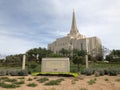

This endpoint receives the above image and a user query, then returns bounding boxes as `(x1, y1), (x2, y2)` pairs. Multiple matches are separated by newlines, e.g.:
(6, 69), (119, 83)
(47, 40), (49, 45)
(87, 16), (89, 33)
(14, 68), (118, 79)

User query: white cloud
(0, 0), (120, 55)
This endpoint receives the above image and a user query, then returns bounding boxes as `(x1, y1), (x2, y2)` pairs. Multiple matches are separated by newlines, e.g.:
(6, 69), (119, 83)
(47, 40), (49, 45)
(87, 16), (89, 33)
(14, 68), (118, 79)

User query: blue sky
(0, 0), (120, 56)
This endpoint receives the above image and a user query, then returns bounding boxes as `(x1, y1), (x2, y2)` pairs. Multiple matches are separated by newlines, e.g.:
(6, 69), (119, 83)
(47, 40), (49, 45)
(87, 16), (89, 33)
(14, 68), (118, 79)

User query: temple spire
(70, 10), (79, 35)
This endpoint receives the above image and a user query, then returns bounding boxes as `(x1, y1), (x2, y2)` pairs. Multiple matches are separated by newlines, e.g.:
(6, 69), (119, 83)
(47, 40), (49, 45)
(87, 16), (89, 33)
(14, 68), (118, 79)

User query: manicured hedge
(32, 72), (79, 77)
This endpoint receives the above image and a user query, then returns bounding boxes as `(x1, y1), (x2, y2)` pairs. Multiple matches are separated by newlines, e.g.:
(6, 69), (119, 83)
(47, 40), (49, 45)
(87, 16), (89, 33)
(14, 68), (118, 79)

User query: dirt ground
(0, 75), (120, 90)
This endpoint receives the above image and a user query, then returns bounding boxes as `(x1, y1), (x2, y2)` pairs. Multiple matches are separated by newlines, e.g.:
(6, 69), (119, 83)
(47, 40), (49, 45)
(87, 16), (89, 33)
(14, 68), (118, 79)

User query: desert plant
(79, 87), (87, 90)
(27, 78), (33, 81)
(115, 78), (120, 82)
(14, 80), (25, 85)
(18, 77), (25, 79)
(94, 71), (100, 77)
(18, 70), (28, 76)
(71, 80), (76, 84)
(87, 79), (96, 85)
(9, 71), (19, 76)
(27, 83), (37, 87)
(5, 78), (17, 83)
(33, 76), (38, 79)
(104, 78), (109, 81)
(108, 69), (118, 76)
(37, 77), (49, 83)
(0, 77), (9, 80)
(85, 69), (94, 76)
(0, 82), (19, 88)
(97, 69), (105, 76)
(0, 70), (6, 76)
(45, 78), (64, 85)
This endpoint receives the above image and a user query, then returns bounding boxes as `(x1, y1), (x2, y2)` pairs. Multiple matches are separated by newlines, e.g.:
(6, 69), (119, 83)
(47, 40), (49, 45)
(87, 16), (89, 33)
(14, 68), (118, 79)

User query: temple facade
(48, 11), (102, 57)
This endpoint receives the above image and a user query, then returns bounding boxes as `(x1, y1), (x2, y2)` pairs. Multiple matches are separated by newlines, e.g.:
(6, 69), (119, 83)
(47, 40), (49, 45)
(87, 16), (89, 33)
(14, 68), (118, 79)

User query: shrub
(104, 69), (109, 75)
(108, 69), (118, 76)
(27, 83), (37, 87)
(87, 79), (96, 85)
(79, 88), (87, 90)
(115, 78), (120, 82)
(71, 80), (76, 84)
(0, 82), (19, 88)
(37, 77), (49, 83)
(14, 80), (25, 85)
(0, 70), (6, 76)
(9, 71), (19, 76)
(94, 71), (100, 77)
(32, 72), (78, 77)
(96, 69), (105, 76)
(27, 78), (33, 81)
(18, 77), (25, 79)
(104, 78), (109, 81)
(85, 69), (94, 76)
(5, 78), (17, 83)
(0, 77), (9, 80)
(18, 70), (28, 76)
(45, 78), (64, 85)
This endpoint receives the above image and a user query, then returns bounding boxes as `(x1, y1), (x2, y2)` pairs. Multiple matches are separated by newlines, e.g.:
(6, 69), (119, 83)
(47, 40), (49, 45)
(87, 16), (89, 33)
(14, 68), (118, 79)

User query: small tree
(73, 55), (85, 72)
(72, 50), (86, 72)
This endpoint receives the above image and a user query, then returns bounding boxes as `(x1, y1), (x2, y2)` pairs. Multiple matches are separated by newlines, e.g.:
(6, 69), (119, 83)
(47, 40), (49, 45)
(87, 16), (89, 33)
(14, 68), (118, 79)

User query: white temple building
(48, 11), (102, 57)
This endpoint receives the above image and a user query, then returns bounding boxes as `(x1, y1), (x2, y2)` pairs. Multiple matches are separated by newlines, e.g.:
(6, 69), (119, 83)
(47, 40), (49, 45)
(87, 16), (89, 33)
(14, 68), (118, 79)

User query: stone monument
(41, 58), (70, 72)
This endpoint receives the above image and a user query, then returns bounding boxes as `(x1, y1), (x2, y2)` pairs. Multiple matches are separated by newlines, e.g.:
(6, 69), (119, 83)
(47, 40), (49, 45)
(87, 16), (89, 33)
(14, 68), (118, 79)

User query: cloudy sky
(0, 0), (120, 55)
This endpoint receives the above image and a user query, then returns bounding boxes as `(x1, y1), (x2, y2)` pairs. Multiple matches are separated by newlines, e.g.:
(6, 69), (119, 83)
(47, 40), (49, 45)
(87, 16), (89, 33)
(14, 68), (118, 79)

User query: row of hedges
(0, 70), (28, 76)
(81, 68), (120, 76)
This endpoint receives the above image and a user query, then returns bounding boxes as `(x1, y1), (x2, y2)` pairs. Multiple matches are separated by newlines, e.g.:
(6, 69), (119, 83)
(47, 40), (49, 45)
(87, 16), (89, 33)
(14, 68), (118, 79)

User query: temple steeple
(70, 10), (79, 35)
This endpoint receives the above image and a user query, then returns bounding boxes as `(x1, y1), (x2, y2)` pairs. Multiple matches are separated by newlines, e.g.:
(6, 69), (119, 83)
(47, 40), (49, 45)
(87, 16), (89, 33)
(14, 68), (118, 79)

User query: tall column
(22, 54), (26, 70)
(86, 39), (89, 69)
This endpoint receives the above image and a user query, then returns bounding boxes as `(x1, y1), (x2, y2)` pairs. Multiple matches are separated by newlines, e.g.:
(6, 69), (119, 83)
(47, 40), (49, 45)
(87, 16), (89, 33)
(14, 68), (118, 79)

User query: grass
(13, 80), (25, 85)
(71, 77), (80, 84)
(27, 83), (37, 87)
(45, 78), (64, 85)
(0, 77), (25, 88)
(79, 87), (87, 90)
(37, 77), (49, 83)
(0, 82), (20, 88)
(104, 78), (109, 81)
(18, 77), (25, 79)
(115, 78), (120, 82)
(87, 78), (96, 85)
(27, 78), (33, 81)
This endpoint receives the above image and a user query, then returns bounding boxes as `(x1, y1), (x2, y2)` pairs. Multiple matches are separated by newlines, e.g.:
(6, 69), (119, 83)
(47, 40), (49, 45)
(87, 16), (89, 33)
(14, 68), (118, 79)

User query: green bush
(0, 82), (19, 88)
(85, 69), (94, 76)
(45, 78), (64, 85)
(79, 88), (87, 90)
(27, 83), (37, 87)
(18, 70), (28, 76)
(87, 79), (96, 85)
(0, 70), (6, 76)
(96, 69), (105, 76)
(0, 77), (9, 80)
(18, 77), (25, 79)
(115, 78), (120, 82)
(104, 78), (109, 81)
(5, 78), (17, 83)
(37, 77), (49, 83)
(27, 78), (33, 81)
(9, 71), (19, 76)
(108, 69), (118, 76)
(14, 80), (25, 85)
(32, 72), (78, 77)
